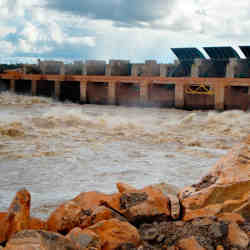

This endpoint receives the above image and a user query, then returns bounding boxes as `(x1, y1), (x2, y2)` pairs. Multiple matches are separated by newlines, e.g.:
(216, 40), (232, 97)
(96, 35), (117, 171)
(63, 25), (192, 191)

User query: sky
(0, 0), (249, 64)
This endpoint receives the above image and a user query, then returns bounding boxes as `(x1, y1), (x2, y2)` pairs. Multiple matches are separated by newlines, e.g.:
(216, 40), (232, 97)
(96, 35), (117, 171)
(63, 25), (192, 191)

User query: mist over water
(0, 92), (249, 218)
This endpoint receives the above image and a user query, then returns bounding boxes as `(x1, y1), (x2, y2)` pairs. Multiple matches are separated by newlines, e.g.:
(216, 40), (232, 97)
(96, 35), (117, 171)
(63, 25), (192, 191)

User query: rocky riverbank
(0, 134), (249, 249)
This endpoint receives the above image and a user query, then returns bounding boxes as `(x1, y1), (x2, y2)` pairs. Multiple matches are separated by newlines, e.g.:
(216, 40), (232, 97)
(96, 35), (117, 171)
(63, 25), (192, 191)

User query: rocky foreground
(0, 135), (249, 250)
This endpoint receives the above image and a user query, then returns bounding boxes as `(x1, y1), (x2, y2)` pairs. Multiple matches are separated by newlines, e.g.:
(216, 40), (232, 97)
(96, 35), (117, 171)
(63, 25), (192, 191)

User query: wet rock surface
(180, 135), (250, 221)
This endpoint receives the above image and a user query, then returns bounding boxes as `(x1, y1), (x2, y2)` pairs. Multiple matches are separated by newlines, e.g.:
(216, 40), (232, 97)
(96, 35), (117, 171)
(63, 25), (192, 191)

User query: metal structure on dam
(0, 46), (250, 110)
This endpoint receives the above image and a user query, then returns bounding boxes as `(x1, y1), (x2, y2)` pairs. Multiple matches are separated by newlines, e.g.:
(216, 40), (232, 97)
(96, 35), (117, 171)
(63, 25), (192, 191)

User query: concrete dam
(0, 46), (250, 110)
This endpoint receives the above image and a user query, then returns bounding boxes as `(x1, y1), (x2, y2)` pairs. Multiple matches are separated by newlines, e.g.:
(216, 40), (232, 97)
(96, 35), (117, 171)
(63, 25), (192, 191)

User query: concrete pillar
(175, 84), (185, 108)
(80, 80), (87, 103)
(40, 62), (45, 74)
(131, 64), (143, 76)
(54, 80), (61, 100)
(191, 58), (203, 77)
(160, 64), (168, 77)
(215, 84), (225, 110)
(140, 80), (149, 106)
(10, 79), (15, 92)
(31, 80), (37, 96)
(105, 64), (112, 76)
(60, 63), (65, 75)
(23, 65), (27, 74)
(131, 65), (138, 76)
(226, 58), (238, 78)
(108, 81), (116, 105)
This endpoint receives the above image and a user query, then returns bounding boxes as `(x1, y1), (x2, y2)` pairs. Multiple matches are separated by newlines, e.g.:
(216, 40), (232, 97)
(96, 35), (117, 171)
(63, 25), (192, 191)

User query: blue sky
(0, 0), (249, 64)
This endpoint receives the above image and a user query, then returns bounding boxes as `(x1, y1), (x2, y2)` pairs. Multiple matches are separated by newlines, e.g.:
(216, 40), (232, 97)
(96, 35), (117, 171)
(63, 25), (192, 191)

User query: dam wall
(0, 57), (250, 111)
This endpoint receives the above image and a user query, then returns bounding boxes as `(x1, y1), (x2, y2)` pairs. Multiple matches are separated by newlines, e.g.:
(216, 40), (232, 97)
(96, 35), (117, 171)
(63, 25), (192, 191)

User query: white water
(0, 92), (249, 218)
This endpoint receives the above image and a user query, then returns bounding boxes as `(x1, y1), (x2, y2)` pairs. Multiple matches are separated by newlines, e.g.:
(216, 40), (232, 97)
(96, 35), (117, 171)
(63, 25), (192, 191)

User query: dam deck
(0, 72), (250, 110)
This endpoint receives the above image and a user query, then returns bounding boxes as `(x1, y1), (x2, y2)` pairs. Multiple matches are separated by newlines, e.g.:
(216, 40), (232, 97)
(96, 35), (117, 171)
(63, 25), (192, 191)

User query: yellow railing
(185, 84), (214, 95)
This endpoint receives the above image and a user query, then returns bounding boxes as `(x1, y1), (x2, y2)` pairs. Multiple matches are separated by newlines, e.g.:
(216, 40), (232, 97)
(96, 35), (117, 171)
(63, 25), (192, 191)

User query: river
(0, 91), (249, 218)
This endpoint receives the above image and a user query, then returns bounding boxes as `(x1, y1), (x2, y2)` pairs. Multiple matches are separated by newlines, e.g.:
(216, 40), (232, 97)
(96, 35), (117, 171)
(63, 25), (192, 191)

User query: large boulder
(85, 218), (141, 250)
(66, 227), (101, 250)
(0, 189), (31, 243)
(47, 183), (173, 233)
(118, 185), (171, 223)
(4, 230), (76, 250)
(179, 135), (250, 221)
(47, 191), (120, 233)
(103, 183), (172, 224)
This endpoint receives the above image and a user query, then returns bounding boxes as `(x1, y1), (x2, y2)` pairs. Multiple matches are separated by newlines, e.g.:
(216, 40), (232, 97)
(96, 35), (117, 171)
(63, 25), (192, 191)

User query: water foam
(0, 91), (53, 105)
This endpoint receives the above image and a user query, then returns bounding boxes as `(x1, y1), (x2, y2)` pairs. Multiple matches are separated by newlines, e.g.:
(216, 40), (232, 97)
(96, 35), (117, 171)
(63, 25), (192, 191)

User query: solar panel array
(171, 48), (205, 61)
(171, 46), (248, 61)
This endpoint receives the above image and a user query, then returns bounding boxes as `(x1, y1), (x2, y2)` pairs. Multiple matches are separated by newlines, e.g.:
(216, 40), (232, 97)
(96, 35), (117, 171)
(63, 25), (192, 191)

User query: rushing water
(0, 91), (249, 218)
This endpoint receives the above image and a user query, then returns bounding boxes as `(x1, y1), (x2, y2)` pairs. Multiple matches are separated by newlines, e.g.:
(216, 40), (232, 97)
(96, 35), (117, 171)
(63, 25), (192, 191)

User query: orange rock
(180, 135), (250, 220)
(66, 227), (101, 249)
(0, 189), (31, 243)
(177, 236), (205, 250)
(217, 212), (245, 224)
(118, 186), (171, 222)
(233, 199), (250, 220)
(4, 230), (76, 250)
(86, 218), (141, 250)
(47, 200), (89, 233)
(0, 212), (7, 221)
(147, 183), (180, 219)
(91, 206), (115, 224)
(227, 222), (249, 248)
(29, 217), (47, 230)
(8, 188), (31, 232)
(48, 183), (172, 234)
(73, 191), (119, 210)
(216, 246), (224, 250)
(47, 191), (121, 233)
(116, 183), (136, 193)
(89, 206), (125, 227)
(0, 212), (10, 244)
(182, 204), (222, 221)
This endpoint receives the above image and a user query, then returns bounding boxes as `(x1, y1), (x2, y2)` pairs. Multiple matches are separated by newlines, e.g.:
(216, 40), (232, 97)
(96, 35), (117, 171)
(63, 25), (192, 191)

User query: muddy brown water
(0, 92), (249, 219)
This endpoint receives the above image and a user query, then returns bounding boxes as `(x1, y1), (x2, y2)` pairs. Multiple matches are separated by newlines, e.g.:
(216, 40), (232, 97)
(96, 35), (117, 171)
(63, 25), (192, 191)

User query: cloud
(67, 37), (96, 47)
(1, 0), (250, 63)
(0, 41), (16, 55)
(46, 0), (176, 27)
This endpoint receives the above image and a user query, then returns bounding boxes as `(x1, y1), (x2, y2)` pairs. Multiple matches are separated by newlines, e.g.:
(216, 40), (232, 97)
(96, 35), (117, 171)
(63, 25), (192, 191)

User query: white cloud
(0, 41), (16, 55)
(21, 22), (40, 43)
(0, 26), (16, 38)
(1, 0), (250, 62)
(67, 36), (96, 47)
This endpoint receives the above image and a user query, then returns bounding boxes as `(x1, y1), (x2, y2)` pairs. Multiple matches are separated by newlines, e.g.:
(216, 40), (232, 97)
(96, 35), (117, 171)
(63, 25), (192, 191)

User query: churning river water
(0, 91), (249, 218)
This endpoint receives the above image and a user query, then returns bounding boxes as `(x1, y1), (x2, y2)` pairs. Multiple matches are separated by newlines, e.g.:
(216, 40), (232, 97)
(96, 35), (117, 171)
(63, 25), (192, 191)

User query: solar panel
(203, 47), (240, 59)
(239, 46), (250, 58)
(171, 48), (205, 61)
